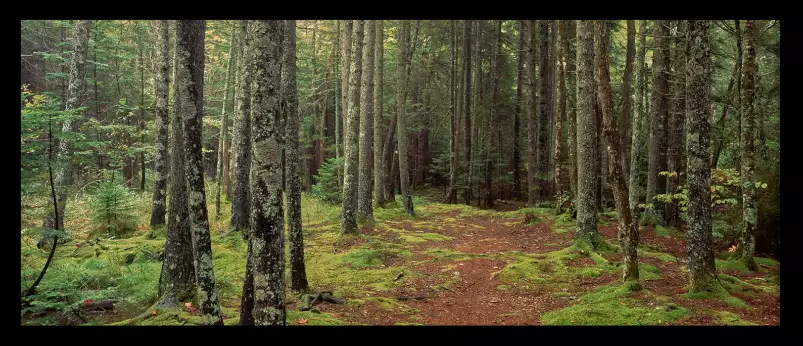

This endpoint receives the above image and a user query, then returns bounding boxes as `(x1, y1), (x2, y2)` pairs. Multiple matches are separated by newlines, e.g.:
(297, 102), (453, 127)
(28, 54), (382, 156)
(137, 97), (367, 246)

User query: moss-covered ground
(20, 187), (780, 326)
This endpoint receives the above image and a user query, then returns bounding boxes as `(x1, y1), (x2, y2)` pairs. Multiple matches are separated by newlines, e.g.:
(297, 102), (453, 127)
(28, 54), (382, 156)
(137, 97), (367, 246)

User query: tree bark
(567, 21), (578, 203)
(445, 20), (459, 204)
(482, 20), (501, 209)
(629, 20), (649, 224)
(176, 20), (223, 325)
(248, 20), (286, 326)
(644, 20), (670, 226)
(512, 20), (525, 200)
(150, 20), (170, 227)
(620, 20), (636, 179)
(575, 20), (600, 248)
(526, 20), (538, 207)
(337, 20), (352, 160)
(462, 20), (474, 206)
(736, 20), (758, 271)
(231, 20), (253, 232)
(373, 20), (386, 208)
(358, 21), (376, 222)
(554, 21), (567, 205)
(594, 20), (640, 286)
(684, 20), (720, 292)
(397, 20), (415, 215)
(666, 21), (686, 228)
(341, 20), (364, 233)
(216, 24), (238, 217)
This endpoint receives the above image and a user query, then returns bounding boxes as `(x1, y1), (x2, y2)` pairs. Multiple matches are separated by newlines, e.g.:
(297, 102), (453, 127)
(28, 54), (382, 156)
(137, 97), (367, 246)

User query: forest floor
(20, 188), (780, 326)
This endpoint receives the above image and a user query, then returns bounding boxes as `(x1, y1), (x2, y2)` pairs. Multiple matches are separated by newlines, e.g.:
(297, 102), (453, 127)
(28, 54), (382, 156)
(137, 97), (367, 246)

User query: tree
(341, 20), (364, 234)
(373, 20), (386, 207)
(594, 20), (640, 287)
(684, 20), (720, 292)
(620, 20), (636, 179)
(247, 20), (285, 326)
(444, 20), (459, 204)
(575, 20), (600, 248)
(463, 20), (474, 206)
(45, 20), (91, 232)
(231, 20), (252, 232)
(397, 20), (415, 216)
(526, 20), (538, 207)
(566, 21), (578, 202)
(644, 20), (670, 226)
(513, 20), (525, 200)
(150, 20), (170, 227)
(158, 20), (196, 308)
(628, 20), (649, 224)
(482, 20), (501, 209)
(176, 19), (223, 325)
(358, 20), (375, 222)
(215, 24), (238, 217)
(666, 21), (687, 227)
(338, 21), (353, 160)
(554, 20), (566, 209)
(735, 20), (759, 271)
(283, 20), (308, 292)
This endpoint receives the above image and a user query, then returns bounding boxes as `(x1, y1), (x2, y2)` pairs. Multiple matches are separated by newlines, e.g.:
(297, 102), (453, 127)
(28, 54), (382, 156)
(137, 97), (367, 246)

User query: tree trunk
(445, 20), (459, 204)
(684, 20), (720, 292)
(736, 20), (758, 271)
(357, 21), (376, 222)
(396, 20), (415, 215)
(216, 25), (238, 217)
(150, 20), (170, 227)
(575, 20), (600, 248)
(537, 21), (551, 201)
(526, 20), (538, 207)
(341, 20), (364, 234)
(248, 20), (286, 326)
(373, 20), (386, 208)
(513, 20), (525, 200)
(594, 20), (640, 286)
(666, 21), (686, 228)
(621, 20), (636, 179)
(231, 20), (253, 232)
(711, 21), (742, 169)
(158, 21), (196, 307)
(176, 20), (223, 325)
(554, 20), (567, 206)
(338, 20), (352, 161)
(482, 20), (501, 209)
(644, 20), (671, 226)
(462, 20), (474, 206)
(45, 20), (91, 231)
(629, 20), (649, 223)
(567, 21), (578, 203)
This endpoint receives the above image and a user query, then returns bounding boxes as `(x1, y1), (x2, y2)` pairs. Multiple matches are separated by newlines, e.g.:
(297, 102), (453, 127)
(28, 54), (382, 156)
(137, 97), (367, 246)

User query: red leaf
(151, 310), (158, 316)
(83, 299), (93, 305)
(294, 318), (308, 325)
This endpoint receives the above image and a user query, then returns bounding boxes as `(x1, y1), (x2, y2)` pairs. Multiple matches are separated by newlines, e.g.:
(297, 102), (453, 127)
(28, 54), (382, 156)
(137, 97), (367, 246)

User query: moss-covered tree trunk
(341, 20), (364, 233)
(373, 20), (386, 208)
(628, 20), (649, 224)
(620, 20), (636, 180)
(684, 20), (720, 292)
(482, 20), (501, 209)
(176, 20), (223, 325)
(526, 20), (538, 207)
(736, 20), (759, 271)
(231, 20), (253, 232)
(462, 20), (473, 206)
(150, 20), (170, 228)
(644, 20), (670, 226)
(536, 21), (551, 201)
(575, 20), (600, 248)
(445, 20), (459, 204)
(358, 20), (376, 222)
(216, 25), (238, 218)
(281, 20), (308, 293)
(566, 21), (578, 203)
(512, 20), (525, 200)
(46, 20), (91, 232)
(159, 20), (196, 307)
(338, 21), (353, 161)
(594, 20), (640, 287)
(397, 20), (415, 216)
(666, 21), (686, 228)
(554, 21), (567, 208)
(248, 20), (286, 326)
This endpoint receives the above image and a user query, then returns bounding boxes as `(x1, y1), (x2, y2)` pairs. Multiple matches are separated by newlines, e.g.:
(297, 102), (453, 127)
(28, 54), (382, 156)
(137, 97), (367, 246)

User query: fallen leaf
(83, 299), (93, 305)
(294, 318), (308, 325)
(151, 310), (158, 316)
(184, 302), (193, 309)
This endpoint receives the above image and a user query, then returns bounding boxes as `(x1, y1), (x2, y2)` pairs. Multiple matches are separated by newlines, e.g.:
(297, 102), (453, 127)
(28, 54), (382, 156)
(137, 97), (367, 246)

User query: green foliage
(88, 177), (137, 238)
(311, 157), (344, 205)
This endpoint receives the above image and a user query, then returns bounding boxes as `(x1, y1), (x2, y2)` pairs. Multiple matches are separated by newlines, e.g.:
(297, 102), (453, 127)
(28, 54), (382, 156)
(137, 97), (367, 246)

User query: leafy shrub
(88, 179), (137, 238)
(312, 157), (344, 205)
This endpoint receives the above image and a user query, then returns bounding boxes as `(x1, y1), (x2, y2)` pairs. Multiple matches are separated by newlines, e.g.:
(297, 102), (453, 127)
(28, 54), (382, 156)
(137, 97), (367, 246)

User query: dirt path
(319, 207), (780, 326)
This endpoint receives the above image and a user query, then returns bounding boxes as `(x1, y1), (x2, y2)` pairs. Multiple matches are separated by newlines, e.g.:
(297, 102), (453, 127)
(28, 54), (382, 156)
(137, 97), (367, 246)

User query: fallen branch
(395, 296), (427, 301)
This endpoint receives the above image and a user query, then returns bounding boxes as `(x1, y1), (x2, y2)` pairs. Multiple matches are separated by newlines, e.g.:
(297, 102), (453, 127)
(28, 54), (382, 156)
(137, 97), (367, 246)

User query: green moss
(496, 245), (619, 291)
(755, 257), (779, 269)
(421, 247), (479, 262)
(286, 310), (346, 326)
(654, 226), (670, 237)
(639, 264), (662, 281)
(683, 282), (747, 308)
(715, 311), (757, 326)
(396, 230), (452, 244)
(715, 258), (755, 274)
(541, 284), (688, 325)
(394, 322), (425, 326)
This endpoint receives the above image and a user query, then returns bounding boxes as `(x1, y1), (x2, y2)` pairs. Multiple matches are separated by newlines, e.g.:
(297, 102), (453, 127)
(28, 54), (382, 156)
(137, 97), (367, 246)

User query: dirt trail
(321, 207), (780, 326)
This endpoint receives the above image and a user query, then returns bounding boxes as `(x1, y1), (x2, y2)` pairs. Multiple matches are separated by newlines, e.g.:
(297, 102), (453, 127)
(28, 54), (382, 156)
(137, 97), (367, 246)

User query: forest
(20, 19), (780, 326)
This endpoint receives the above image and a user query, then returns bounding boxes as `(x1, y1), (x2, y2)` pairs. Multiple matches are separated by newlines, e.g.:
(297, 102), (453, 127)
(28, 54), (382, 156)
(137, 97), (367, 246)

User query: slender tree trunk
(397, 20), (415, 215)
(158, 20), (196, 308)
(216, 25), (237, 217)
(281, 20), (308, 292)
(139, 47), (146, 193)
(629, 20), (649, 223)
(358, 21), (376, 222)
(248, 20), (286, 326)
(554, 20), (566, 208)
(575, 20), (600, 248)
(684, 20), (720, 292)
(482, 20), (501, 209)
(176, 20), (223, 325)
(537, 21), (551, 201)
(736, 20), (758, 271)
(644, 20), (670, 226)
(462, 20), (474, 206)
(566, 21), (578, 203)
(666, 21), (686, 228)
(150, 20), (170, 227)
(45, 20), (91, 232)
(445, 20), (459, 204)
(712, 22), (742, 169)
(373, 20), (386, 208)
(338, 20), (352, 161)
(621, 20), (636, 179)
(512, 20), (525, 200)
(341, 20), (364, 233)
(595, 20), (640, 286)
(231, 20), (253, 232)
(526, 20), (538, 207)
